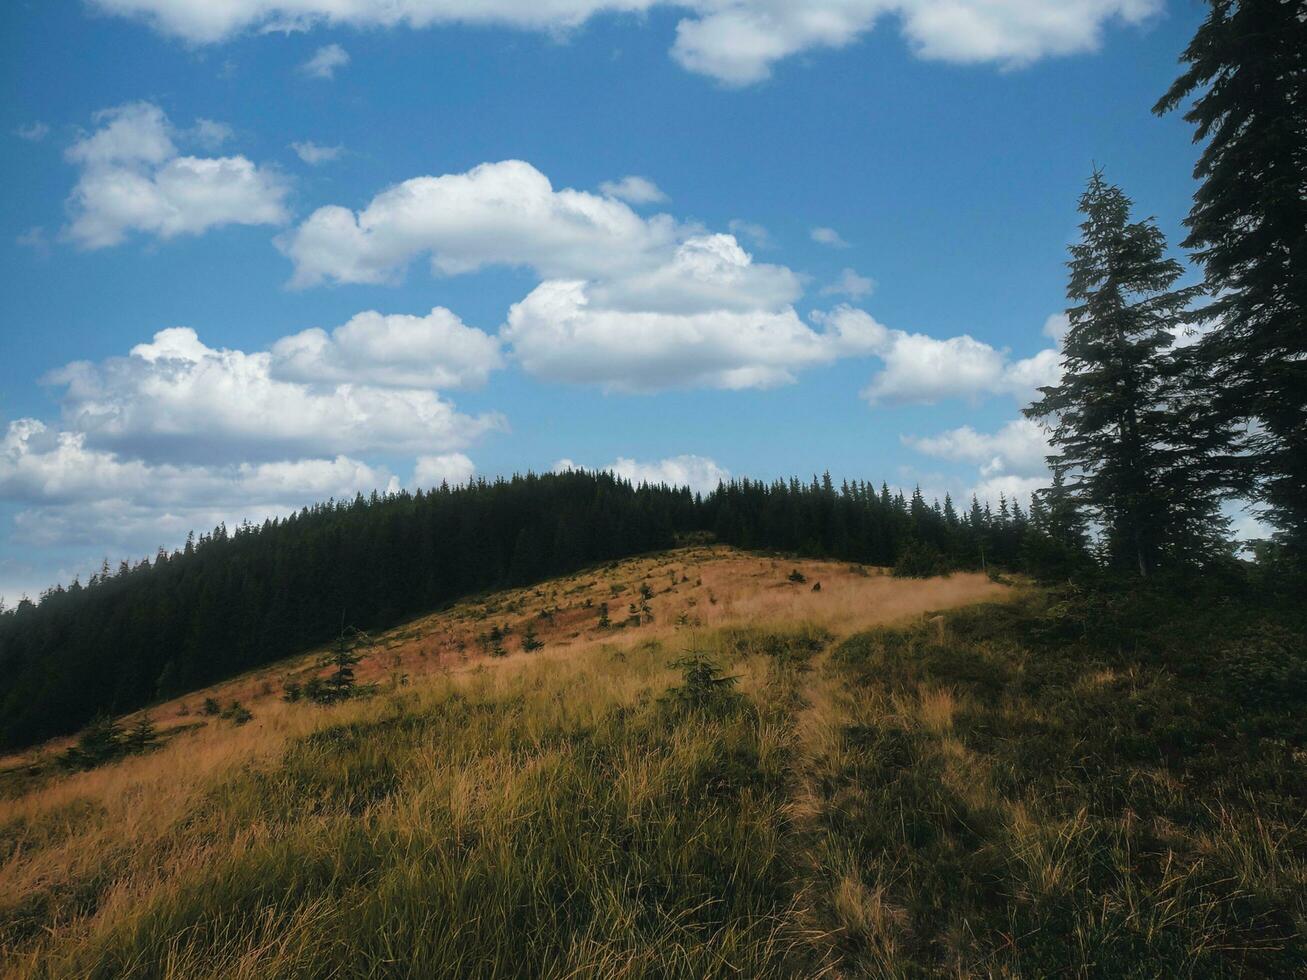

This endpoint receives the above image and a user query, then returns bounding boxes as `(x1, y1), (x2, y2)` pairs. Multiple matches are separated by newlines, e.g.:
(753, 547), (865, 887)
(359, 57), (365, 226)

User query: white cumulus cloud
(503, 261), (881, 393)
(271, 307), (503, 389)
(0, 418), (398, 554)
(1, 419), (392, 508)
(281, 159), (887, 392)
(505, 281), (817, 391)
(48, 326), (503, 463)
(88, 1), (1161, 84)
(588, 233), (801, 314)
(968, 473), (1051, 508)
(63, 102), (289, 249)
(279, 159), (680, 288)
(281, 159), (1062, 398)
(816, 306), (1062, 406)
(2, 300), (513, 581)
(904, 417), (1050, 477)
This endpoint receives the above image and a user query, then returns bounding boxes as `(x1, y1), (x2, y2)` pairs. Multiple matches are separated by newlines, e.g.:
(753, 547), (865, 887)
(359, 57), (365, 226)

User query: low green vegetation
(57, 715), (158, 772)
(891, 540), (950, 579)
(285, 628), (380, 706)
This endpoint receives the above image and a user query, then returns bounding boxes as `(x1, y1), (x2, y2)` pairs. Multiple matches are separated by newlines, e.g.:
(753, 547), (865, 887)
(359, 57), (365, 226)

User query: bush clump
(1212, 622), (1307, 713)
(892, 540), (951, 578)
(220, 701), (253, 725)
(59, 713), (158, 771)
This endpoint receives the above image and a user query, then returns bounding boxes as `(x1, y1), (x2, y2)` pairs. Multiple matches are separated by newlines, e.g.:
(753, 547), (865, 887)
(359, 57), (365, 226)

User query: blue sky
(2, 0), (1210, 601)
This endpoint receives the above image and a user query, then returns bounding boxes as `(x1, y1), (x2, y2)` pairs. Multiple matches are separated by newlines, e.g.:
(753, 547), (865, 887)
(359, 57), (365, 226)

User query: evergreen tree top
(1155, 0), (1307, 548)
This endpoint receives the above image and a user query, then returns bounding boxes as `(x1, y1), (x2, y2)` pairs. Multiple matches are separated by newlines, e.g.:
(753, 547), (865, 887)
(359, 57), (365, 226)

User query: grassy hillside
(1, 547), (1302, 977)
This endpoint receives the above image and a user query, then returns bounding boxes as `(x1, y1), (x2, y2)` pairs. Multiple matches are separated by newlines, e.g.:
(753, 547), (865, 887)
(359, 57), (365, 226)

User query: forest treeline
(0, 469), (1052, 749)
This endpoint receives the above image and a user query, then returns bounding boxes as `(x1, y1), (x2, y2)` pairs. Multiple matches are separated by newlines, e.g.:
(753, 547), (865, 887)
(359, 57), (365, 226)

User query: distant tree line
(705, 475), (1043, 573)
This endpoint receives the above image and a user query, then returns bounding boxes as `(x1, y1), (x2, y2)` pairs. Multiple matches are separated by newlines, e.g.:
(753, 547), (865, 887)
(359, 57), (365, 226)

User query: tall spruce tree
(1155, 0), (1307, 552)
(1026, 172), (1209, 576)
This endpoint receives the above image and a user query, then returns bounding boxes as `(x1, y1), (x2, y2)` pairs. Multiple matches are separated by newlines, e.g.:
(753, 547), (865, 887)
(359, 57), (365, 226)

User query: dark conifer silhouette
(1025, 171), (1223, 576)
(521, 624), (543, 652)
(1156, 0), (1307, 554)
(309, 627), (368, 704)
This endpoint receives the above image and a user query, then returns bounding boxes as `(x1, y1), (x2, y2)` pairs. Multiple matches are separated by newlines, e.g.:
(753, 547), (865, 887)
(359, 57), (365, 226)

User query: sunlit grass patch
(4, 628), (830, 978)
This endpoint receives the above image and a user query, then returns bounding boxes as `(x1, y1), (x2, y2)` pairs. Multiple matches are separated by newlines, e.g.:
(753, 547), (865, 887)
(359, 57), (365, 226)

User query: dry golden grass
(0, 546), (1004, 776)
(0, 546), (1010, 980)
(9, 548), (1295, 976)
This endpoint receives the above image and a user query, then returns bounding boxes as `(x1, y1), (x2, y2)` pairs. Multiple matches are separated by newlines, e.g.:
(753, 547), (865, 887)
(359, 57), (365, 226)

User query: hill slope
(0, 469), (1040, 751)
(2, 547), (1303, 977)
